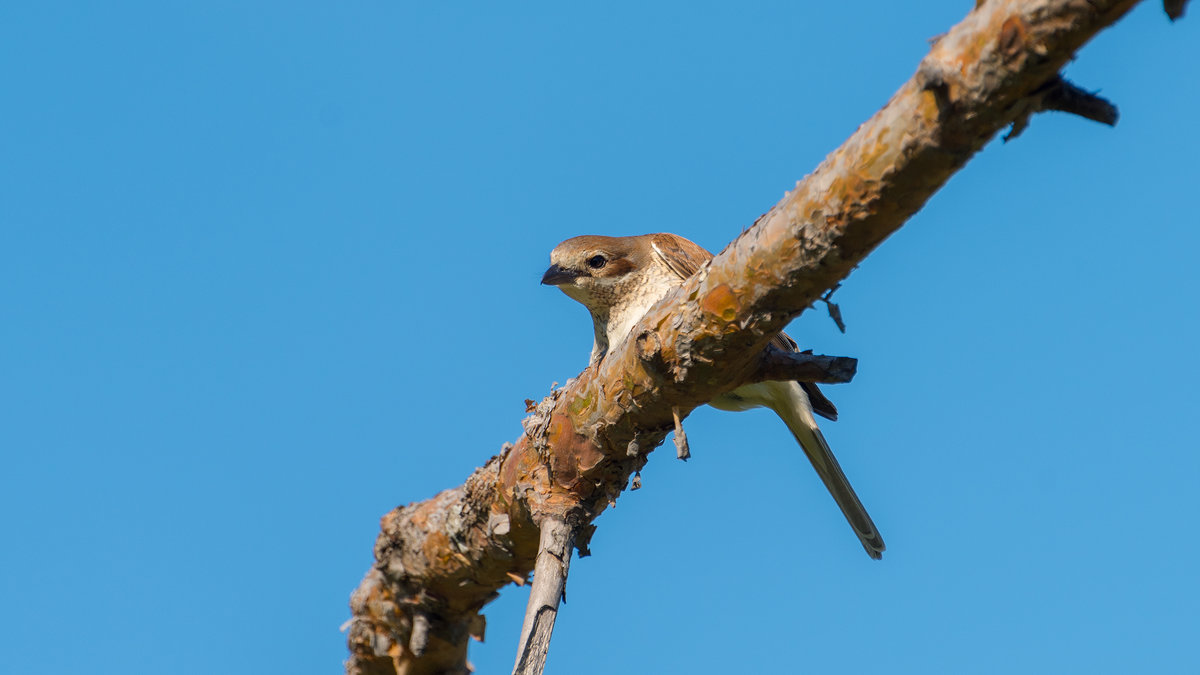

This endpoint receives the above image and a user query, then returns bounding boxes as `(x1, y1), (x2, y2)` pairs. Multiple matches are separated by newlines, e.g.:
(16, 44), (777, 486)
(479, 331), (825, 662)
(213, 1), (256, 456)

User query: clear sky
(2, 2), (1197, 673)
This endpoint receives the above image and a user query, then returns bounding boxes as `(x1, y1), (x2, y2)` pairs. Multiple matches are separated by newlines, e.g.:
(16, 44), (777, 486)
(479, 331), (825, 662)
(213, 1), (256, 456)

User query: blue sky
(2, 2), (1197, 673)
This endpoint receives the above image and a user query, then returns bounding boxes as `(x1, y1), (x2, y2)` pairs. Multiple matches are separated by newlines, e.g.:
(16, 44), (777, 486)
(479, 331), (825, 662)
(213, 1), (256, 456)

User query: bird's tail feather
(769, 382), (886, 560)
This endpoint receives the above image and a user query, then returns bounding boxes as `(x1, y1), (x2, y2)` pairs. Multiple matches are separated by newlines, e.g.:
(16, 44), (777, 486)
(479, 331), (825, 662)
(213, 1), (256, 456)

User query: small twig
(1006, 75), (1118, 141)
(752, 349), (858, 385)
(819, 284), (847, 333)
(672, 407), (690, 461)
(1165, 0), (1188, 21)
(512, 518), (574, 675)
(1040, 77), (1119, 125)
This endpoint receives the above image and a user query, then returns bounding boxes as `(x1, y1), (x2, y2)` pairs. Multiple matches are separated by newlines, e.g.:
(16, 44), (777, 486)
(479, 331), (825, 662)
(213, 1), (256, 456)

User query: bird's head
(540, 235), (646, 313)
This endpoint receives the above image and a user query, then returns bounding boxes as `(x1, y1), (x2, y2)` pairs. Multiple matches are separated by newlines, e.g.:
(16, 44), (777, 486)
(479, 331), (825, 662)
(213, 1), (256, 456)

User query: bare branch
(750, 350), (858, 386)
(1041, 77), (1120, 125)
(512, 518), (574, 675)
(346, 2), (1165, 673)
(1006, 75), (1119, 141)
(1165, 0), (1189, 21)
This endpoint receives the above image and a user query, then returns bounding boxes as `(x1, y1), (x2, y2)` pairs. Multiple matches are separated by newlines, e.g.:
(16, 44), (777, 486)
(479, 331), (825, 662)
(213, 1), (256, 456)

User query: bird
(541, 232), (885, 559)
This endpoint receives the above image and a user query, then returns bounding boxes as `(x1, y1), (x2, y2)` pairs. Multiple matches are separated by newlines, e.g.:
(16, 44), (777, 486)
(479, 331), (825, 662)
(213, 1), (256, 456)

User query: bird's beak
(541, 264), (579, 286)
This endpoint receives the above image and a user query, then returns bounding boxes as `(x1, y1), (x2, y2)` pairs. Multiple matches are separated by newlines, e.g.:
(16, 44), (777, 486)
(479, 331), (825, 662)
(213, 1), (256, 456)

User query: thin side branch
(512, 518), (574, 675)
(1040, 76), (1119, 124)
(1006, 75), (1119, 140)
(751, 350), (858, 385)
(1165, 0), (1188, 21)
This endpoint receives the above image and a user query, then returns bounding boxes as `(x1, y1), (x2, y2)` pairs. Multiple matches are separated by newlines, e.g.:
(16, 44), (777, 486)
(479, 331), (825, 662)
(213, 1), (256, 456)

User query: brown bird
(541, 233), (885, 559)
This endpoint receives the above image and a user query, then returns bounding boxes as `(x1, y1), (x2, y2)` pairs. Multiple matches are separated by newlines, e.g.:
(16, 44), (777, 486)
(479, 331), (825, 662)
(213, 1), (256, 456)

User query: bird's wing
(799, 381), (839, 422)
(649, 232), (714, 281)
(651, 232), (838, 421)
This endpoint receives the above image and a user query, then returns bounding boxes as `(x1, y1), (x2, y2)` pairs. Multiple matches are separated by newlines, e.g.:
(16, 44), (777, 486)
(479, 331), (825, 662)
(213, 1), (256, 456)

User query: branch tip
(1041, 77), (1118, 126)
(672, 408), (690, 461)
(1165, 0), (1188, 21)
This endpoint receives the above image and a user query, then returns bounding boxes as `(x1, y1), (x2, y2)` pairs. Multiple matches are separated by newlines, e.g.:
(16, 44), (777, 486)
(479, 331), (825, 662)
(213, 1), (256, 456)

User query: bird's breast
(603, 272), (679, 349)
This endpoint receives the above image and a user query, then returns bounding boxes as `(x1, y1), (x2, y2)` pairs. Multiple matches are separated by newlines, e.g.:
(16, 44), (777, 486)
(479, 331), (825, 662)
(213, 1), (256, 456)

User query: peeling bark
(345, 1), (1173, 673)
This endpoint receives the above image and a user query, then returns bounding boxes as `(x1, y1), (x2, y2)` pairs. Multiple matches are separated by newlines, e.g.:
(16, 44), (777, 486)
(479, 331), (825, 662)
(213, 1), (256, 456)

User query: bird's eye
(587, 255), (607, 270)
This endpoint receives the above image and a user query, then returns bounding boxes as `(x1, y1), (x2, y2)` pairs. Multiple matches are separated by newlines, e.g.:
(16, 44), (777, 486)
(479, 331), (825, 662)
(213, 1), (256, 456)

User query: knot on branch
(917, 57), (962, 115)
(634, 329), (666, 371)
(997, 15), (1031, 64)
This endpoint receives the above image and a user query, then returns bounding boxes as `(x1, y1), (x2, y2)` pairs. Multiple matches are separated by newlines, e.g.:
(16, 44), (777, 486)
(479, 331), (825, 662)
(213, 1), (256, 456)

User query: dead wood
(345, 2), (1175, 673)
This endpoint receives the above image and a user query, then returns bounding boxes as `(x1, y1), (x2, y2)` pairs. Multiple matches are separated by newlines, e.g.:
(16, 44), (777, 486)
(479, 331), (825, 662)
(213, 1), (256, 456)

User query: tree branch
(750, 350), (858, 385)
(1039, 77), (1120, 125)
(1005, 75), (1120, 141)
(512, 518), (574, 675)
(345, 1), (1171, 673)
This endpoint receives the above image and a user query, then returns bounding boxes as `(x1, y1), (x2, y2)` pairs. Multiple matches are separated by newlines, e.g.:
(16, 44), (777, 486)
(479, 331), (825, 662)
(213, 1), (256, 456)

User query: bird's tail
(767, 381), (886, 560)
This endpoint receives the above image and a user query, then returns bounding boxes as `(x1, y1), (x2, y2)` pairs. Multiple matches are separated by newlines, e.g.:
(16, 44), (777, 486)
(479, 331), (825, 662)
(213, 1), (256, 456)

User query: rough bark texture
(345, 1), (1164, 673)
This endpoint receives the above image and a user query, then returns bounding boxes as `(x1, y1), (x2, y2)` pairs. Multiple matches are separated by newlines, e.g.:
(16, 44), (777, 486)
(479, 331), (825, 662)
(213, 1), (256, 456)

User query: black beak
(541, 264), (579, 286)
